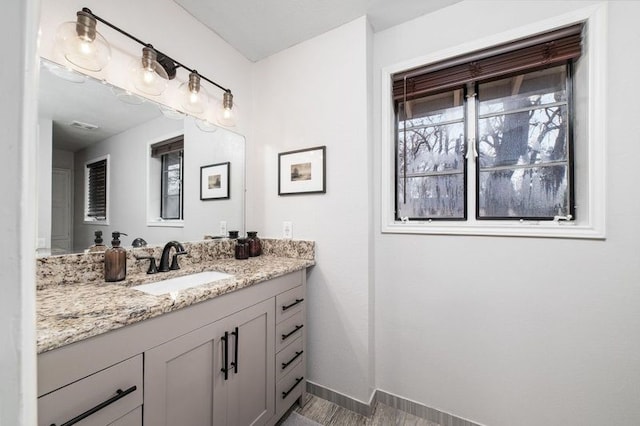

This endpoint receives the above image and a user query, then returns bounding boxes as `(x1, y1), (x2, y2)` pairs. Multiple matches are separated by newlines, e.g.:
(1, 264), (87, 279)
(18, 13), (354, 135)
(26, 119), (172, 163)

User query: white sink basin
(131, 271), (234, 296)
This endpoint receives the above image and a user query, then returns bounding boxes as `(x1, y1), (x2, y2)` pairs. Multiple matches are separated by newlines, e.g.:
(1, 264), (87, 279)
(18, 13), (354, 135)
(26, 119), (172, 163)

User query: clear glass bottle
(247, 231), (262, 257)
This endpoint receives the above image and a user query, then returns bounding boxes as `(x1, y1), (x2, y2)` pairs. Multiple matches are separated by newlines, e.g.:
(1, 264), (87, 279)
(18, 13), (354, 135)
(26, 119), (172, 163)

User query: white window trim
(146, 130), (185, 228)
(83, 154), (110, 225)
(380, 3), (607, 239)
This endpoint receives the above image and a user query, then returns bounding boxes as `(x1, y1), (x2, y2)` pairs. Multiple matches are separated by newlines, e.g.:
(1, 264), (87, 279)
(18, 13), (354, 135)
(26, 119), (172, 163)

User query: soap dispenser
(104, 231), (128, 282)
(87, 230), (107, 253)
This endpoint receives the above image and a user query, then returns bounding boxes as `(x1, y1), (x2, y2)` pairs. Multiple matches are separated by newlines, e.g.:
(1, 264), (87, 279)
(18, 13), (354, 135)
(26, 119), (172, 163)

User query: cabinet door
(144, 320), (227, 426)
(222, 298), (275, 426)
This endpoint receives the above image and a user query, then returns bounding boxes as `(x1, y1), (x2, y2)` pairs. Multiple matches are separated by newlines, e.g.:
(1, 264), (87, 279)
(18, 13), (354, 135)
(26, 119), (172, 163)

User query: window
(395, 24), (581, 223)
(85, 156), (109, 223)
(382, 5), (607, 238)
(151, 136), (184, 221)
(161, 151), (183, 219)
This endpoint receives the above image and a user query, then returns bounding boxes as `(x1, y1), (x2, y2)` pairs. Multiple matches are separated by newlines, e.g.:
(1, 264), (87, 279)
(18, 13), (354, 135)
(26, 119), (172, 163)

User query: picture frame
(200, 162), (230, 200)
(278, 146), (326, 195)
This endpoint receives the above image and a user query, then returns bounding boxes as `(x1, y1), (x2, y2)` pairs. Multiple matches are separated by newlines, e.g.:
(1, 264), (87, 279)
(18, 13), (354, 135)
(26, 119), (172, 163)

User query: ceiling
(39, 61), (164, 152)
(173, 0), (462, 62)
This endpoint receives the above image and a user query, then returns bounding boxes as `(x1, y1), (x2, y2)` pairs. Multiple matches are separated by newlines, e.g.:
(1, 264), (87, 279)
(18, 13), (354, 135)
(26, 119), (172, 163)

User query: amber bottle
(104, 231), (128, 282)
(247, 231), (262, 257)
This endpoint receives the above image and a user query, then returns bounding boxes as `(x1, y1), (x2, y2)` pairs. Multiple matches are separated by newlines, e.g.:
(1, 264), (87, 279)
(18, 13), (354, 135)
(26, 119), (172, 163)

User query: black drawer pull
(282, 298), (304, 311)
(221, 331), (229, 380)
(281, 324), (304, 341)
(281, 350), (304, 370)
(282, 377), (304, 399)
(50, 385), (137, 426)
(231, 327), (239, 374)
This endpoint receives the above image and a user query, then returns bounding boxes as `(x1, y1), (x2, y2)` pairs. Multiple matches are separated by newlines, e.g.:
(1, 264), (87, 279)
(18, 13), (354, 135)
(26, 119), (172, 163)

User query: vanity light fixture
(56, 10), (111, 71)
(130, 46), (169, 96)
(179, 71), (208, 114)
(218, 91), (236, 127)
(55, 8), (236, 126)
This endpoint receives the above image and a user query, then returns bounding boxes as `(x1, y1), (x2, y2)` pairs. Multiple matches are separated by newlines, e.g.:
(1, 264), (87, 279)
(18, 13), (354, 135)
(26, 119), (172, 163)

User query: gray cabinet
(271, 284), (306, 423)
(38, 270), (305, 426)
(38, 355), (143, 426)
(144, 298), (275, 426)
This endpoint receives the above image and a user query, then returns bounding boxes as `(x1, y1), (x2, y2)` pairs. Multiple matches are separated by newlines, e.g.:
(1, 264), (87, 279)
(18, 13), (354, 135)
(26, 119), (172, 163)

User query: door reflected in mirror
(37, 59), (245, 256)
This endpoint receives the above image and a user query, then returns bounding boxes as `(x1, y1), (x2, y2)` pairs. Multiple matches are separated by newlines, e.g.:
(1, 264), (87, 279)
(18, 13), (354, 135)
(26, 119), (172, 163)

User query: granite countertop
(37, 255), (314, 354)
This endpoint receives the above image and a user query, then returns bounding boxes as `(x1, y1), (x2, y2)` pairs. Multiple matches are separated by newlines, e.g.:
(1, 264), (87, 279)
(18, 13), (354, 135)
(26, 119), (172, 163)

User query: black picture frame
(200, 162), (230, 200)
(278, 146), (326, 195)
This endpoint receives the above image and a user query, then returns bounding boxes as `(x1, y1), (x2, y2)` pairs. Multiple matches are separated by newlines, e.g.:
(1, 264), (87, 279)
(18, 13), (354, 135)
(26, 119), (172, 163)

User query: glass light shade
(111, 86), (145, 105)
(179, 72), (208, 114)
(195, 119), (219, 133)
(55, 11), (111, 72)
(42, 60), (87, 83)
(130, 47), (169, 96)
(159, 105), (186, 120)
(217, 91), (236, 127)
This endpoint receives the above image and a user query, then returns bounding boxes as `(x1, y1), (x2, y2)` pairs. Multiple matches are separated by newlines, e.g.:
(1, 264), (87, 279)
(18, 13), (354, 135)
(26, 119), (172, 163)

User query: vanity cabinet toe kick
(38, 269), (308, 426)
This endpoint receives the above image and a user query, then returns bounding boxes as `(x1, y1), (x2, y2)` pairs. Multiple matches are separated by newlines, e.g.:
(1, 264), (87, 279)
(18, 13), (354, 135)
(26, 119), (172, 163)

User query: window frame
(380, 4), (607, 239)
(146, 131), (185, 228)
(160, 150), (184, 220)
(83, 154), (110, 225)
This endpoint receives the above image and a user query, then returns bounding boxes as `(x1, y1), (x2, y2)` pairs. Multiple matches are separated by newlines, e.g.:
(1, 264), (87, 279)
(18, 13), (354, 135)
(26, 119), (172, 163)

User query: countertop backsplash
(37, 238), (315, 290)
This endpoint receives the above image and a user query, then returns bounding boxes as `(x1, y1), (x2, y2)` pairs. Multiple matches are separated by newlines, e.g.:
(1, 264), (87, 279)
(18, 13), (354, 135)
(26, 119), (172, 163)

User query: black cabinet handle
(220, 331), (229, 380)
(281, 377), (304, 399)
(282, 298), (304, 312)
(281, 350), (304, 370)
(281, 324), (304, 341)
(231, 327), (239, 374)
(49, 385), (137, 426)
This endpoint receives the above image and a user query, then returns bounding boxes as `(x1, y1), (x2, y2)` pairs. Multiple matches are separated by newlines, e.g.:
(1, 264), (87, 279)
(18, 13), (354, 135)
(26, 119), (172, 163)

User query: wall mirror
(37, 59), (245, 256)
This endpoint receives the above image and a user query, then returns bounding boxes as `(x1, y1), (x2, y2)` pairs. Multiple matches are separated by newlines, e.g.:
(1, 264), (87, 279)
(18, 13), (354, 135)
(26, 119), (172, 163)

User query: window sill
(382, 220), (605, 240)
(147, 220), (184, 228)
(84, 219), (109, 226)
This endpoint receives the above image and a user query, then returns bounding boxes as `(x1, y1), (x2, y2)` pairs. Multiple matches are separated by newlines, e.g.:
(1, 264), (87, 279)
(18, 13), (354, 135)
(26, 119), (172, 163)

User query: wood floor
(293, 394), (441, 426)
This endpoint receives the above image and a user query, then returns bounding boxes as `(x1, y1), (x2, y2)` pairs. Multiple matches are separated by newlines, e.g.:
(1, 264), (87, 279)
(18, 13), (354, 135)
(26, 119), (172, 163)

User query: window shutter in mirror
(86, 159), (107, 219)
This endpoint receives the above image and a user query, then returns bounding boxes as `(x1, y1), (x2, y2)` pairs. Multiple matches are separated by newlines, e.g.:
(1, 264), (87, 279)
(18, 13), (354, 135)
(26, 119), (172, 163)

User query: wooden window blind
(393, 23), (584, 101)
(86, 159), (107, 219)
(151, 136), (184, 158)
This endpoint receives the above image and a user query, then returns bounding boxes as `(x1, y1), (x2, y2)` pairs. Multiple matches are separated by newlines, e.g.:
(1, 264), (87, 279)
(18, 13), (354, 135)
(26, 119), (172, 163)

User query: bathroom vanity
(36, 239), (313, 426)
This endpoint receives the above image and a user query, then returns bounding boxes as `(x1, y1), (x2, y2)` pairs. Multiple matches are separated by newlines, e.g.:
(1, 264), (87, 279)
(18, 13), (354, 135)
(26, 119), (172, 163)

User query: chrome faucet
(158, 241), (187, 272)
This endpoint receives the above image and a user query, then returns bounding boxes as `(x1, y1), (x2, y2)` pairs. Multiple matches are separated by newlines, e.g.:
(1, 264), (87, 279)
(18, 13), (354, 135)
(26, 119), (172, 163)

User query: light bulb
(130, 46), (168, 96)
(55, 10), (111, 72)
(217, 91), (236, 127)
(179, 71), (208, 114)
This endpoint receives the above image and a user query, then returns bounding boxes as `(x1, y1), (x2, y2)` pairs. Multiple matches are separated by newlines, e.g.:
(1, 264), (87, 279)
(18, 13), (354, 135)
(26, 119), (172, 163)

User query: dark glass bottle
(235, 238), (249, 260)
(228, 230), (239, 239)
(247, 231), (262, 257)
(104, 231), (128, 282)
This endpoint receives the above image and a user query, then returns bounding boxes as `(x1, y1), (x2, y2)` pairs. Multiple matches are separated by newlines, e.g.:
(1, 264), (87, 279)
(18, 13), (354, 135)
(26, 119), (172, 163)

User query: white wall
(73, 116), (244, 251)
(0, 0), (39, 423)
(373, 2), (640, 426)
(249, 17), (374, 402)
(37, 118), (53, 255)
(53, 148), (74, 170)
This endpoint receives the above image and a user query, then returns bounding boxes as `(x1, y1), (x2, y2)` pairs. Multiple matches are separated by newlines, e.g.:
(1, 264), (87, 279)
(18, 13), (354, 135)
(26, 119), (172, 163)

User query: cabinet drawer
(276, 311), (304, 352)
(276, 361), (305, 416)
(276, 336), (304, 382)
(276, 285), (304, 323)
(38, 355), (143, 426)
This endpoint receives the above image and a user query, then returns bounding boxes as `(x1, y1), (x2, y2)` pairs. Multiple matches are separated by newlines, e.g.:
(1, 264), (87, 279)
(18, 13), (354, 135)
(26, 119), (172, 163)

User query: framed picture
(200, 162), (230, 200)
(278, 146), (326, 195)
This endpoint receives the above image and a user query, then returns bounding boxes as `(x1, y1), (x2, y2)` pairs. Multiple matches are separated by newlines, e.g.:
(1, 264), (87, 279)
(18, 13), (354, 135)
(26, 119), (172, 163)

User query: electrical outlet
(283, 221), (293, 239)
(219, 221), (227, 237)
